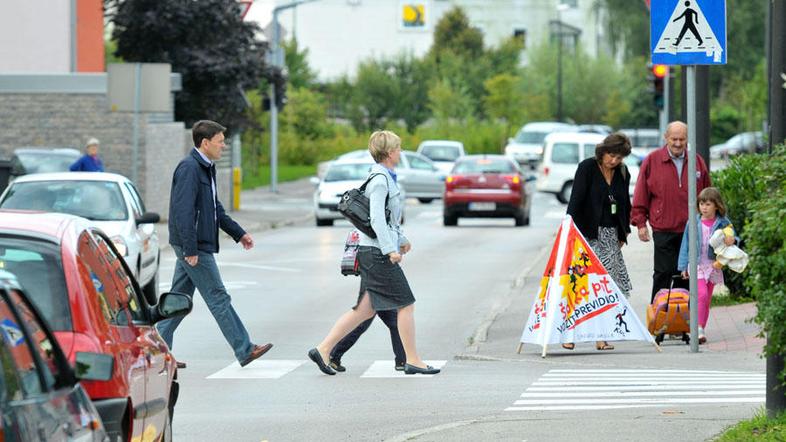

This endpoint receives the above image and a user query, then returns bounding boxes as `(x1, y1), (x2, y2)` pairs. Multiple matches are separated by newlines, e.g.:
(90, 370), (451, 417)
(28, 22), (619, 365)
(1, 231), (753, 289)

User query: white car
(0, 172), (161, 304)
(536, 132), (640, 203)
(505, 122), (577, 167)
(311, 159), (407, 227)
(335, 149), (445, 203)
(416, 140), (465, 175)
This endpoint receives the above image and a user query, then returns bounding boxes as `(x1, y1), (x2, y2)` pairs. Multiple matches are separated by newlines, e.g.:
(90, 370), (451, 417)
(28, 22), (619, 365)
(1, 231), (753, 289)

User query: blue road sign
(651, 0), (726, 65)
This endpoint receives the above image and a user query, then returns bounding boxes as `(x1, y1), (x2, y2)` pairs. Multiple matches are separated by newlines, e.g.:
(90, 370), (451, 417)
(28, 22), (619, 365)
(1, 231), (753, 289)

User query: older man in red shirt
(631, 121), (711, 301)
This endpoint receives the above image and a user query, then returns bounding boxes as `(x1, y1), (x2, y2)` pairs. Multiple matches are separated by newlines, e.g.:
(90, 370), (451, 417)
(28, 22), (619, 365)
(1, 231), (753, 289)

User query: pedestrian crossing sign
(651, 0), (726, 65)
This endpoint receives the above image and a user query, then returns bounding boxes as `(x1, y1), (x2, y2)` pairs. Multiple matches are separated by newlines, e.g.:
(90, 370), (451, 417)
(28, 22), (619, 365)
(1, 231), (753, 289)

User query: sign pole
(132, 63), (141, 185)
(686, 65), (699, 353)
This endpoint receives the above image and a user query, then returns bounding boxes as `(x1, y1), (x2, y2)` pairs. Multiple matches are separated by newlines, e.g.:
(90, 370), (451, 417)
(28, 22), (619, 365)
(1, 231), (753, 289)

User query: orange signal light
(652, 64), (668, 79)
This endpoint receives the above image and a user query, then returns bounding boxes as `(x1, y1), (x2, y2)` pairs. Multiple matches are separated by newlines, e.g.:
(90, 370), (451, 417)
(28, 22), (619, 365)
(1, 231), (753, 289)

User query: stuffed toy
(709, 225), (748, 273)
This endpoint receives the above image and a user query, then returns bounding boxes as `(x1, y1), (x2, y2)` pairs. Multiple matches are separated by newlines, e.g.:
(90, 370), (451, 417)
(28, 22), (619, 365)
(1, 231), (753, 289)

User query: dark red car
(443, 155), (534, 226)
(0, 210), (192, 442)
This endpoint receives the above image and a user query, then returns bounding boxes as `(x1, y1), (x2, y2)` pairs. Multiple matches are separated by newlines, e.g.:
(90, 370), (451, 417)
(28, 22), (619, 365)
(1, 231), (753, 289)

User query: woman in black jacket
(565, 132), (633, 351)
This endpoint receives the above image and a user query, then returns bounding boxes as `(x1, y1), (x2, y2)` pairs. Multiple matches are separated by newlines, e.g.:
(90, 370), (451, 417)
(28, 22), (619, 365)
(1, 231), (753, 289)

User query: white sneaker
(698, 327), (707, 344)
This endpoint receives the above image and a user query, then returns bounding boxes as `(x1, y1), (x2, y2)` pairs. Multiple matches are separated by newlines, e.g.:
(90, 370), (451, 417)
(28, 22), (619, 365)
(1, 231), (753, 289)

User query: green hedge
(714, 145), (786, 381)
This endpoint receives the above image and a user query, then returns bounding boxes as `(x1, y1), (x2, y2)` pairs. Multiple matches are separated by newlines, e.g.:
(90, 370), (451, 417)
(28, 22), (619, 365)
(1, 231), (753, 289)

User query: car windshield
(15, 152), (79, 174)
(0, 237), (71, 331)
(420, 145), (461, 162)
(514, 131), (548, 144)
(453, 158), (517, 174)
(0, 181), (128, 221)
(324, 163), (372, 182)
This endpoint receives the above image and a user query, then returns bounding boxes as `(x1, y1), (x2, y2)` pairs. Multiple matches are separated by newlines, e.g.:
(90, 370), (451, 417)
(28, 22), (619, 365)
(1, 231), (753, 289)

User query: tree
(431, 6), (484, 60)
(427, 78), (474, 124)
(388, 53), (432, 133)
(483, 74), (525, 143)
(351, 59), (399, 131)
(283, 38), (318, 90)
(106, 0), (268, 131)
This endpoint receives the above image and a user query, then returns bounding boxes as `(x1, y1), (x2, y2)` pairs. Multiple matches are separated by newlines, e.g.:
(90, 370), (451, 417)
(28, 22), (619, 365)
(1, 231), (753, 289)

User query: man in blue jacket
(157, 120), (272, 368)
(69, 138), (104, 172)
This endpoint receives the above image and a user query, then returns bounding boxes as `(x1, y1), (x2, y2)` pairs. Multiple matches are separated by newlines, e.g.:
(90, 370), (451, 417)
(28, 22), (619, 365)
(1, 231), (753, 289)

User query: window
(6, 289), (62, 390)
(1, 180), (128, 221)
(124, 182), (145, 218)
(0, 236), (71, 331)
(407, 154), (435, 171)
(419, 145), (461, 162)
(0, 295), (49, 397)
(93, 233), (145, 324)
(583, 143), (596, 160)
(77, 232), (133, 326)
(453, 158), (517, 174)
(513, 29), (527, 48)
(560, 0), (578, 7)
(551, 143), (579, 164)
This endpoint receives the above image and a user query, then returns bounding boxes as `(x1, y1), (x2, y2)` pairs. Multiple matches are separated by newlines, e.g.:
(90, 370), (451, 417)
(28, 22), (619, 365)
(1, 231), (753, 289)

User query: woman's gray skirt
(588, 226), (633, 297)
(355, 246), (415, 311)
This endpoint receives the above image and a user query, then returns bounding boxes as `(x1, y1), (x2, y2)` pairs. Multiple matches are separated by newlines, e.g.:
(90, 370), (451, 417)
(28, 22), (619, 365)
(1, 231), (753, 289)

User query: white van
(536, 132), (641, 204)
(504, 122), (577, 167)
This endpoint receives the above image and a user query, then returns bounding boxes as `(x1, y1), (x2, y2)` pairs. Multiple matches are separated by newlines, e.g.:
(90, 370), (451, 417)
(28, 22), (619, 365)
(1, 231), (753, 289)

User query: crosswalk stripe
(207, 360), (306, 379)
(507, 369), (764, 412)
(360, 360), (447, 378)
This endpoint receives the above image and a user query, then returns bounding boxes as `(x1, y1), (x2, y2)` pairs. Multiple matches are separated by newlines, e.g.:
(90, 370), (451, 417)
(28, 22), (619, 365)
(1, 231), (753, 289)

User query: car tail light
(445, 175), (455, 190)
(502, 175), (521, 189)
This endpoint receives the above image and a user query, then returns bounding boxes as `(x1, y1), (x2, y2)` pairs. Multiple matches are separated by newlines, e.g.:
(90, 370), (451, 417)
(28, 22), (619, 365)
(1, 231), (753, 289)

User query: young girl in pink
(677, 187), (736, 344)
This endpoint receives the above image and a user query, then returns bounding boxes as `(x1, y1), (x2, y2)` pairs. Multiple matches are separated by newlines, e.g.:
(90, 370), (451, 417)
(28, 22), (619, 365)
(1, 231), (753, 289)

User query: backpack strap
(360, 172), (390, 209)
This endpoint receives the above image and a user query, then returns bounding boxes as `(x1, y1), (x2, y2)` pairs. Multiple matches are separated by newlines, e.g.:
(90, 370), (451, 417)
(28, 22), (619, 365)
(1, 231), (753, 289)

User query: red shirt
(631, 146), (711, 232)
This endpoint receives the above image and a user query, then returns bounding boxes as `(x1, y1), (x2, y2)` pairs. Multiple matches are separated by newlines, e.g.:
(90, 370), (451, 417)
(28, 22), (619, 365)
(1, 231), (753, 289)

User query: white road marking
(207, 360), (306, 379)
(507, 369), (765, 412)
(360, 360), (447, 378)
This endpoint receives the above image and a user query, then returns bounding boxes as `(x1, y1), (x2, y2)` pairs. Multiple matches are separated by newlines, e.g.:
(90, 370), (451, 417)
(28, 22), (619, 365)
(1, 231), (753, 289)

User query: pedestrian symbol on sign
(653, 0), (723, 63)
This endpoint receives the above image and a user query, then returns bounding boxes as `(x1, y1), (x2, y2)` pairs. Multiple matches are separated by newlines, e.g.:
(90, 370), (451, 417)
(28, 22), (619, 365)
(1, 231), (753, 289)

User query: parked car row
(0, 210), (190, 442)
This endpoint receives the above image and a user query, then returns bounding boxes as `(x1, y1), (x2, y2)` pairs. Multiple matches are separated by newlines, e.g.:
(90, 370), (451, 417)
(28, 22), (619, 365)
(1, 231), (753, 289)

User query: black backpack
(337, 173), (390, 239)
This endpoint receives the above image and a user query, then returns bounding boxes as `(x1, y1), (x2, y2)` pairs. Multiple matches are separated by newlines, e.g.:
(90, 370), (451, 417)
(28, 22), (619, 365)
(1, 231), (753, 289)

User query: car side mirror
(136, 212), (160, 225)
(75, 352), (114, 381)
(150, 291), (193, 323)
(309, 176), (320, 186)
(526, 175), (537, 183)
(439, 175), (446, 182)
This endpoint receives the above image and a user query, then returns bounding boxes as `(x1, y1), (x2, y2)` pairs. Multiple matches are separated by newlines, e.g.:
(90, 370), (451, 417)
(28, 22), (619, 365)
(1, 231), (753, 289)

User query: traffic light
(650, 64), (668, 110)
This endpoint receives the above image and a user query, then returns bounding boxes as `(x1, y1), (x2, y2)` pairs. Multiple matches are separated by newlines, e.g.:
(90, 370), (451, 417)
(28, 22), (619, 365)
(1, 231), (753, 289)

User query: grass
(715, 409), (786, 441)
(242, 164), (317, 189)
(711, 285), (755, 307)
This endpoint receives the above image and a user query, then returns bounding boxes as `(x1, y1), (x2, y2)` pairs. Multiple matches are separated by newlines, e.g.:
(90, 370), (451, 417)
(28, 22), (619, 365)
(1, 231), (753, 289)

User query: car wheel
(557, 181), (573, 204)
(417, 198), (434, 204)
(514, 212), (525, 226)
(315, 218), (334, 227)
(443, 214), (458, 226)
(142, 266), (159, 306)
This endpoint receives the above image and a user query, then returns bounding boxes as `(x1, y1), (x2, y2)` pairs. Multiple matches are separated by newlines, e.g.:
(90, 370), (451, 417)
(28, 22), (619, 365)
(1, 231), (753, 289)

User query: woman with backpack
(307, 130), (440, 376)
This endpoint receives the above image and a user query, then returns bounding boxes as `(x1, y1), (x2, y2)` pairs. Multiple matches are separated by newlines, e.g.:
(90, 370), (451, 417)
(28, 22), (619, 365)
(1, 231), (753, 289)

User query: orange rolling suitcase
(646, 276), (691, 345)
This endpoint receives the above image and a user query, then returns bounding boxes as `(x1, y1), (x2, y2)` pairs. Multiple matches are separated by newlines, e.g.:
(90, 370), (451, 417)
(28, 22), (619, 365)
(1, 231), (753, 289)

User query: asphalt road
(160, 190), (763, 441)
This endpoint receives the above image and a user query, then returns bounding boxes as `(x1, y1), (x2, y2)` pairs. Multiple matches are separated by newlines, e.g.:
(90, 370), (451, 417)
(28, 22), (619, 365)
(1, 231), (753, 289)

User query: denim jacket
(358, 163), (409, 255)
(677, 214), (734, 271)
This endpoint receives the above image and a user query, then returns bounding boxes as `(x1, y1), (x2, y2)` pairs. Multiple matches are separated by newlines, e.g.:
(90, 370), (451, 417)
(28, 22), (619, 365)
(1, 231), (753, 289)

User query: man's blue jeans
(157, 245), (253, 362)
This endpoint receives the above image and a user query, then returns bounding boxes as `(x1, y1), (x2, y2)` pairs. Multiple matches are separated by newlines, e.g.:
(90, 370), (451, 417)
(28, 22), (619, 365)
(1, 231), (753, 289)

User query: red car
(443, 155), (534, 226)
(0, 210), (192, 442)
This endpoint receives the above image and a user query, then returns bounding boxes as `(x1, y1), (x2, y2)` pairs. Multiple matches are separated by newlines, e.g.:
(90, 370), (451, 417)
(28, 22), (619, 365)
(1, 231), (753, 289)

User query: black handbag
(337, 173), (389, 239)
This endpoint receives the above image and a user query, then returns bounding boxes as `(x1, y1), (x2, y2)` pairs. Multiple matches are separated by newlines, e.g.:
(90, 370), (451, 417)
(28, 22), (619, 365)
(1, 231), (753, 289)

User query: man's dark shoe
(239, 343), (273, 367)
(308, 348), (336, 375)
(176, 361), (187, 369)
(404, 363), (440, 375)
(329, 359), (346, 372)
(395, 362), (405, 371)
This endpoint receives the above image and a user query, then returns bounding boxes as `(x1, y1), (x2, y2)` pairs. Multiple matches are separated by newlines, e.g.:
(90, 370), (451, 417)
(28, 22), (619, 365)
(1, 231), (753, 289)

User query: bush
(745, 145), (786, 379)
(711, 153), (769, 299)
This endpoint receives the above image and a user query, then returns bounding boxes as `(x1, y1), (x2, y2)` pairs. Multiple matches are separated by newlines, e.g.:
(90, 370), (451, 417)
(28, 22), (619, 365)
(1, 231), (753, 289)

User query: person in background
(69, 138), (104, 172)
(631, 121), (711, 302)
(677, 187), (736, 344)
(565, 132), (634, 351)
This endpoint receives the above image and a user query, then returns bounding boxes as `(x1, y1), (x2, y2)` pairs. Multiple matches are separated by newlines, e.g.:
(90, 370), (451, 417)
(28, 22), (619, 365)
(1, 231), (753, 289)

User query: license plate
(468, 202), (496, 211)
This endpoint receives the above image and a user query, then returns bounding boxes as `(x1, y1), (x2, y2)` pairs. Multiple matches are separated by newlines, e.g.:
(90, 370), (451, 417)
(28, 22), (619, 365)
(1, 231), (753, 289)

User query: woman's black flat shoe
(308, 348), (336, 375)
(404, 363), (441, 375)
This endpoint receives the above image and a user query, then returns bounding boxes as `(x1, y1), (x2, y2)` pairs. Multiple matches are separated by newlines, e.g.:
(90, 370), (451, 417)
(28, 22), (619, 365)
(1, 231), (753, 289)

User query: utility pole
(269, 0), (318, 193)
(766, 0), (786, 417)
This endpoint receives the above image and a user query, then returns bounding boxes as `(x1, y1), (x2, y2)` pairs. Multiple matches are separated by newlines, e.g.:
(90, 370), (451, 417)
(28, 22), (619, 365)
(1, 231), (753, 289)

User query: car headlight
(111, 236), (128, 256)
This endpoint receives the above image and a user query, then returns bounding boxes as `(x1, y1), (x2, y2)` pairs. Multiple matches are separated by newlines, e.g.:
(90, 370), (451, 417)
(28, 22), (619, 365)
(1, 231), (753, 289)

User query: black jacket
(168, 149), (245, 256)
(567, 157), (632, 242)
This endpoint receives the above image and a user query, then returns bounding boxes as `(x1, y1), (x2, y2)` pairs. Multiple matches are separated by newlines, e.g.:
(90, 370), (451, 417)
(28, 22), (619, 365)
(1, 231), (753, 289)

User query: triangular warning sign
(653, 0), (723, 62)
(519, 217), (655, 356)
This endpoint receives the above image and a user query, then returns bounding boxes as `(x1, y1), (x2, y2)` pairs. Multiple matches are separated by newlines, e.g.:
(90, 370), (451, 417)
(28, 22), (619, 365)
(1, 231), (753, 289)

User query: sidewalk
(468, 225), (763, 358)
(156, 178), (315, 250)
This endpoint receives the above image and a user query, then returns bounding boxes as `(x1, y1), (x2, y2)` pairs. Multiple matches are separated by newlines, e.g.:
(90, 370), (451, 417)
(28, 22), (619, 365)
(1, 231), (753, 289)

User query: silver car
(0, 172), (161, 305)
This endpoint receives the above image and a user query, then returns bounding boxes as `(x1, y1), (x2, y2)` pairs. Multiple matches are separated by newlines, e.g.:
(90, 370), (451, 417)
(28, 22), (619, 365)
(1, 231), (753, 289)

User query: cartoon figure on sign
(615, 307), (630, 333)
(673, 1), (703, 47)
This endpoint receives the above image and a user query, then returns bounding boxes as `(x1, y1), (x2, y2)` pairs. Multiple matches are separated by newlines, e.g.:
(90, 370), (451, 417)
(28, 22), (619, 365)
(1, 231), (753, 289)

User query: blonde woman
(308, 130), (440, 375)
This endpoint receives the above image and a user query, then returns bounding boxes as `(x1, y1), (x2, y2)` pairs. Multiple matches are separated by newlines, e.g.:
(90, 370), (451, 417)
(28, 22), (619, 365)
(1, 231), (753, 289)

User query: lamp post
(269, 0), (318, 193)
(556, 3), (570, 122)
